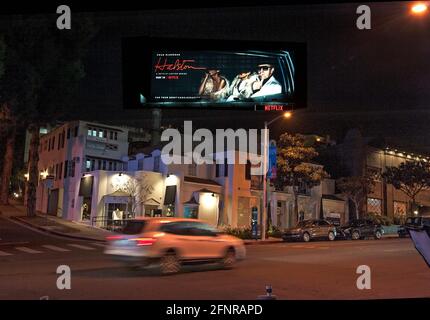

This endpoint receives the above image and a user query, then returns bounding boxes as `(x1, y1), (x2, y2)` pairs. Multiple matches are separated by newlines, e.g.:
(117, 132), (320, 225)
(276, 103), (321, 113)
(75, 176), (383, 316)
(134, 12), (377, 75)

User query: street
(1, 216), (429, 300)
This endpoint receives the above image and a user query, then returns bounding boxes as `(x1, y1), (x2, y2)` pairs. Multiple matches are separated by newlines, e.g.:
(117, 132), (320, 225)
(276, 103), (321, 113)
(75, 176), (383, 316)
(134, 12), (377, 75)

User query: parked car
(104, 217), (246, 274)
(282, 219), (337, 242)
(398, 216), (430, 238)
(339, 219), (384, 240)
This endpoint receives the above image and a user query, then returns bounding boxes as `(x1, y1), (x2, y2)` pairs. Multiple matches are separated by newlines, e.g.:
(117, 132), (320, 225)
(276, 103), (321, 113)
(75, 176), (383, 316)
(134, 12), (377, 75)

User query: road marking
(90, 242), (106, 247)
(67, 244), (95, 250)
(15, 247), (43, 254)
(0, 250), (12, 256)
(291, 245), (316, 249)
(0, 241), (30, 246)
(383, 248), (415, 253)
(42, 245), (71, 252)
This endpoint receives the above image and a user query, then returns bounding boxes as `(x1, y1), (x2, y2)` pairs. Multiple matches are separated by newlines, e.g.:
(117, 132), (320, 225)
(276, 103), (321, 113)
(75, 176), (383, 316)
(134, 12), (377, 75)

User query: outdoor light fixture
(118, 172), (123, 176)
(211, 193), (215, 197)
(40, 170), (49, 179)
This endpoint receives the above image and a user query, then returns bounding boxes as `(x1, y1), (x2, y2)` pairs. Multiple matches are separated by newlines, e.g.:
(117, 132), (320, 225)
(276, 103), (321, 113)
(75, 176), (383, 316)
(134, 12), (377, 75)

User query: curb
(244, 240), (283, 245)
(11, 216), (106, 242)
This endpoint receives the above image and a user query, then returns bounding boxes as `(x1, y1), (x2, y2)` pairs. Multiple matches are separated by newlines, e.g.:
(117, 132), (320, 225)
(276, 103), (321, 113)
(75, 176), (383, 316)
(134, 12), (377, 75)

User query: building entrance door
(47, 189), (59, 216)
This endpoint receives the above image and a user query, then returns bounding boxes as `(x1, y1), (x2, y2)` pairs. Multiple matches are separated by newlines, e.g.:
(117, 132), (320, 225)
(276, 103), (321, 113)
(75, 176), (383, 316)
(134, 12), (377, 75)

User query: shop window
(245, 160), (251, 180)
(367, 198), (382, 215)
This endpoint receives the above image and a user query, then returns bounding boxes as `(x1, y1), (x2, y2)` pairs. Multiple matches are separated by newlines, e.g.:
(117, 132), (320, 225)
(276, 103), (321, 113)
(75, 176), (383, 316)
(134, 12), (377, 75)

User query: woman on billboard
(198, 68), (229, 101)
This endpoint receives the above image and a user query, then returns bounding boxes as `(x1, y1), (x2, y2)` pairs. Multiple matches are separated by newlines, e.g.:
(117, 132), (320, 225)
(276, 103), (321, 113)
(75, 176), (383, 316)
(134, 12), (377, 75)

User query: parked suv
(398, 216), (430, 238)
(339, 219), (384, 240)
(282, 219), (337, 242)
(104, 217), (246, 274)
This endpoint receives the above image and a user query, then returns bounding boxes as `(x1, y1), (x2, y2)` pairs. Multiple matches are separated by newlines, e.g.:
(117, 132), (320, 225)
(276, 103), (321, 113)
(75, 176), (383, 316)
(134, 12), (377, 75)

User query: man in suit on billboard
(251, 63), (282, 98)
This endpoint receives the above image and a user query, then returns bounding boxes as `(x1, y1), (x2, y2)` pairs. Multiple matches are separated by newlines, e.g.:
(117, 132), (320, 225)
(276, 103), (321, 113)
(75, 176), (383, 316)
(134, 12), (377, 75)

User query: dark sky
(3, 2), (430, 151)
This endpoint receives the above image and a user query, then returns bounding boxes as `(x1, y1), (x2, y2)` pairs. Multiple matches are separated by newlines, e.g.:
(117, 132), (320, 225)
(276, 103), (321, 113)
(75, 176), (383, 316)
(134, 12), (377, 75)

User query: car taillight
(129, 237), (157, 246)
(106, 235), (123, 241)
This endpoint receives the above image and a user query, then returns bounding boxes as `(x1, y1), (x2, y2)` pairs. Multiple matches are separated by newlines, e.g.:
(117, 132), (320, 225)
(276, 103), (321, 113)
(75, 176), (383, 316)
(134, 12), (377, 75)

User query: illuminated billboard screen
(122, 37), (306, 110)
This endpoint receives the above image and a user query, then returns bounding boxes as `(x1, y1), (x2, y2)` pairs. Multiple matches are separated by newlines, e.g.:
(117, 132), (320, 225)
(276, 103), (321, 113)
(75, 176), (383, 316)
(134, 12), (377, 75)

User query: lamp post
(261, 111), (292, 240)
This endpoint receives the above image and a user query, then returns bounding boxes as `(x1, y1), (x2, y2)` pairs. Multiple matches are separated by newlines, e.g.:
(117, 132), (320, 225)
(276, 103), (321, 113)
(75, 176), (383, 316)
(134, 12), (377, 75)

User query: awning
(103, 190), (130, 204)
(183, 195), (199, 206)
(195, 188), (220, 194)
(164, 185), (177, 205)
(79, 176), (94, 197)
(144, 197), (161, 206)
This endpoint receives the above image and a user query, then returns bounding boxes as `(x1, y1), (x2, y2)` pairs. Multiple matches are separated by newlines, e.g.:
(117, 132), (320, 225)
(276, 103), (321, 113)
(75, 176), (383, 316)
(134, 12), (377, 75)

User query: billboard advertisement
(122, 37), (306, 110)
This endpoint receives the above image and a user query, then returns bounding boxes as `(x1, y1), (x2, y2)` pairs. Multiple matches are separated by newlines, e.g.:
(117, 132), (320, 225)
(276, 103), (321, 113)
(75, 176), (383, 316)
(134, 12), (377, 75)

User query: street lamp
(261, 111), (292, 240)
(411, 3), (428, 15)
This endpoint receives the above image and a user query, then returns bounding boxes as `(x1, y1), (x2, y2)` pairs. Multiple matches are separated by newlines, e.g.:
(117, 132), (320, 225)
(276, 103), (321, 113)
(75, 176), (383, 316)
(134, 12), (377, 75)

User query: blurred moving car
(339, 219), (384, 240)
(104, 217), (246, 274)
(282, 219), (337, 242)
(398, 216), (430, 238)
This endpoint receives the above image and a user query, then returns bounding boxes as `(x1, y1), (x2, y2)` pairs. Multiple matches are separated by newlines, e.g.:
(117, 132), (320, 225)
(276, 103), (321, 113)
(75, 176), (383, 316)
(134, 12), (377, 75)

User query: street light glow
(284, 111), (292, 119)
(411, 3), (428, 14)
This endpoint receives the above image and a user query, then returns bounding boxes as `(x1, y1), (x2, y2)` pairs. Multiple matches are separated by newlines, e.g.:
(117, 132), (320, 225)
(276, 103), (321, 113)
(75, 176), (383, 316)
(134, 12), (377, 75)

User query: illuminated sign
(122, 37), (306, 110)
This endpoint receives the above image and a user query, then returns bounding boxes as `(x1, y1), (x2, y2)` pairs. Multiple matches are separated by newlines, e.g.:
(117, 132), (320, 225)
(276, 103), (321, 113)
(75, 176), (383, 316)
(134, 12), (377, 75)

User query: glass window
(114, 132), (118, 140)
(122, 220), (147, 235)
(92, 129), (97, 137)
(74, 126), (78, 137)
(109, 131), (113, 139)
(137, 159), (144, 170)
(367, 198), (382, 215)
(98, 130), (103, 138)
(86, 160), (91, 171)
(88, 128), (92, 136)
(245, 161), (251, 180)
(160, 222), (193, 236)
(154, 155), (160, 172)
(394, 201), (407, 216)
(71, 161), (75, 177)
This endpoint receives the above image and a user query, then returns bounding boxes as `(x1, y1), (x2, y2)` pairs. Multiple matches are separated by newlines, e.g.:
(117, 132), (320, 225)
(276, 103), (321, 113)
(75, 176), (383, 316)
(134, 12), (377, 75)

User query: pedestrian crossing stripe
(42, 245), (71, 252)
(0, 250), (12, 256)
(90, 242), (106, 247)
(67, 244), (95, 250)
(15, 247), (43, 254)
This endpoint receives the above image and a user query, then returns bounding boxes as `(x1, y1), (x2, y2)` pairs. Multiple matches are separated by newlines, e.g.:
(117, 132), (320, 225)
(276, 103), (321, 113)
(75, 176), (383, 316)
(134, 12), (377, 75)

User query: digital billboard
(122, 37), (306, 110)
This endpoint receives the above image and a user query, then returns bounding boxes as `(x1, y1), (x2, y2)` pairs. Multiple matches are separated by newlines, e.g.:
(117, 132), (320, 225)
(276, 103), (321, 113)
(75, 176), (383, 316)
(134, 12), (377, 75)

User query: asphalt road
(1, 216), (429, 300)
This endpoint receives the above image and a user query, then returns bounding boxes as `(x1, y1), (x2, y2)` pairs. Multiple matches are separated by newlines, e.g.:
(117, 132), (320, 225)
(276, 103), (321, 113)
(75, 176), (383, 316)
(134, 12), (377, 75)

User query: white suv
(104, 217), (246, 274)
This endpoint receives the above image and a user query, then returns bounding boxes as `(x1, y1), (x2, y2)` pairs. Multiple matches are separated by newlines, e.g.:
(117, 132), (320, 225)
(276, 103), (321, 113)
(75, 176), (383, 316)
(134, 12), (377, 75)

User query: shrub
(393, 215), (406, 225)
(364, 212), (393, 226)
(267, 225), (283, 238)
(221, 225), (253, 239)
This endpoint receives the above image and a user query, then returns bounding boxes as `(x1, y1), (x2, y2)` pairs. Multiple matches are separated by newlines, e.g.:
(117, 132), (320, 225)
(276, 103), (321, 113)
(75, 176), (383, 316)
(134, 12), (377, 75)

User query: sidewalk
(0, 203), (113, 242)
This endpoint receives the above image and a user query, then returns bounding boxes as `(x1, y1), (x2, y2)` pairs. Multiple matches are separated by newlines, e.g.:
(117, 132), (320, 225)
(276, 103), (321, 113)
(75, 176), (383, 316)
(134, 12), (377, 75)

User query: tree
(0, 15), (96, 213)
(382, 160), (430, 213)
(275, 133), (329, 225)
(337, 175), (375, 220)
(111, 175), (155, 216)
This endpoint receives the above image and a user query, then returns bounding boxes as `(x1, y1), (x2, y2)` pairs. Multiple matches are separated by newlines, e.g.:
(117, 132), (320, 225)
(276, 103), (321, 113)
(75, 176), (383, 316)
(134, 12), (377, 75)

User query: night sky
(3, 1), (430, 152)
